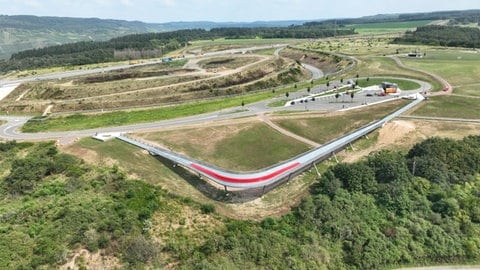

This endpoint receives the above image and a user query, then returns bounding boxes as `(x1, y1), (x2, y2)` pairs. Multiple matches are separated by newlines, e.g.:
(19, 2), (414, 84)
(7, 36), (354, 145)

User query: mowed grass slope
(137, 122), (311, 171)
(410, 95), (480, 119)
(273, 99), (410, 144)
(402, 50), (480, 86)
(454, 84), (480, 97)
(356, 77), (421, 90)
(21, 92), (273, 132)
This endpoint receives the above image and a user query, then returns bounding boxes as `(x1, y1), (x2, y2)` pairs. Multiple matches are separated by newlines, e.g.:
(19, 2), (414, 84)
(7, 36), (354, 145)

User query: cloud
(13, 0), (42, 8)
(120, 0), (134, 6)
(160, 0), (176, 7)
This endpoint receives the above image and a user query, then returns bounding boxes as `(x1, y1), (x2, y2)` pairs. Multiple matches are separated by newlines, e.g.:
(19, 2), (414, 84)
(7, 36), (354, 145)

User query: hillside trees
(393, 25), (480, 48)
(0, 25), (355, 72)
(183, 135), (480, 269)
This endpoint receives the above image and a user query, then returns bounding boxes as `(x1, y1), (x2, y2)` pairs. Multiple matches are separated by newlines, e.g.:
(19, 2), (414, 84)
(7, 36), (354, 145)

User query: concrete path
(258, 113), (321, 147)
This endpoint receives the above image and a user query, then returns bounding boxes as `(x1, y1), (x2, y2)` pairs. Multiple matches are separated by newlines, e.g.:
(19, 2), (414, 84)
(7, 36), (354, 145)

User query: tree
(350, 91), (355, 101)
(340, 78), (344, 83)
(326, 81), (330, 87)
(307, 87), (311, 93)
(241, 101), (245, 107)
(335, 92), (340, 102)
(285, 92), (289, 98)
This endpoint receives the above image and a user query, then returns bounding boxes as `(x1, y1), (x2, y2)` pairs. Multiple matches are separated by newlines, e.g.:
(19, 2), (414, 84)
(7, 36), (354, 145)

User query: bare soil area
(59, 248), (121, 270)
(341, 120), (480, 162)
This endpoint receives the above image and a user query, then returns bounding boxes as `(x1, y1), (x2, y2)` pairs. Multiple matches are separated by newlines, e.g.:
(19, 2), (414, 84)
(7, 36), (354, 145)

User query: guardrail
(117, 94), (424, 189)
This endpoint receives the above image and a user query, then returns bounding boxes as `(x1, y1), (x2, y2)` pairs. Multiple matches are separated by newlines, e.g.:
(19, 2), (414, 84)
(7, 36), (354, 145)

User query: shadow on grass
(154, 155), (293, 204)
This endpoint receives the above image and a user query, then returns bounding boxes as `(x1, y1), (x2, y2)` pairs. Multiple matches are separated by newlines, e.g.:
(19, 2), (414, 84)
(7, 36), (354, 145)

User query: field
(409, 95), (480, 119)
(454, 84), (480, 97)
(356, 77), (421, 90)
(135, 122), (311, 171)
(273, 99), (410, 144)
(347, 20), (432, 34)
(402, 50), (480, 86)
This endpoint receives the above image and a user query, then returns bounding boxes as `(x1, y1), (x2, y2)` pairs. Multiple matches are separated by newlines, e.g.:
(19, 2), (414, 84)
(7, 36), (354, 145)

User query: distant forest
(393, 25), (480, 48)
(0, 25), (355, 73)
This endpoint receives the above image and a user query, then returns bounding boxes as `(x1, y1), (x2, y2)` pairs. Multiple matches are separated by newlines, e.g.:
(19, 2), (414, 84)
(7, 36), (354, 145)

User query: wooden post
(332, 152), (339, 163)
(313, 163), (321, 177)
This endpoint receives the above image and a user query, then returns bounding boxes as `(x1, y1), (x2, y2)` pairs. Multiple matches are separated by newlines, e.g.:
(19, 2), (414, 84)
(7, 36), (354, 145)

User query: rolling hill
(0, 15), (307, 60)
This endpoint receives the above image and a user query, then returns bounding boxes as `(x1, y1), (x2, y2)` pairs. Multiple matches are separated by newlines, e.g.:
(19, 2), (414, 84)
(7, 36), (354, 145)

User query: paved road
(0, 76), (431, 141)
(0, 44), (288, 86)
(118, 94), (425, 189)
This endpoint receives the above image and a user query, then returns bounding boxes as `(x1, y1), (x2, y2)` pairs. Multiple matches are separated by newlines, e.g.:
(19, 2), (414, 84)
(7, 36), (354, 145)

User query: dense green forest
(309, 9), (480, 26)
(1, 136), (479, 268)
(0, 25), (355, 73)
(176, 136), (480, 269)
(393, 25), (480, 48)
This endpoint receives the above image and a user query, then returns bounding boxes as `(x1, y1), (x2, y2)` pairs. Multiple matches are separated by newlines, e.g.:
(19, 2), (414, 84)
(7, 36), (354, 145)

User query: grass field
(410, 95), (480, 119)
(273, 99), (410, 144)
(356, 77), (421, 90)
(137, 122), (311, 171)
(454, 84), (480, 97)
(402, 50), (480, 86)
(343, 57), (442, 91)
(348, 20), (432, 35)
(20, 79), (308, 132)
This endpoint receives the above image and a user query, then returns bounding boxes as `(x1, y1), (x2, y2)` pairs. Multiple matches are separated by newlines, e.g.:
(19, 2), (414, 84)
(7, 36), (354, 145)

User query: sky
(1, 0), (479, 23)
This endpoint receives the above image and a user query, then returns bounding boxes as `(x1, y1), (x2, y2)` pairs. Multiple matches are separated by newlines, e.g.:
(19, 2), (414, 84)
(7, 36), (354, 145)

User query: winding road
(0, 45), (433, 190)
(118, 94), (425, 189)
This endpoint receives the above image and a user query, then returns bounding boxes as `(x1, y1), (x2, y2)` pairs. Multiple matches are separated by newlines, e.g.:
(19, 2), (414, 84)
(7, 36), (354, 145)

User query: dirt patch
(341, 120), (480, 163)
(137, 121), (259, 157)
(59, 248), (121, 270)
(61, 144), (117, 167)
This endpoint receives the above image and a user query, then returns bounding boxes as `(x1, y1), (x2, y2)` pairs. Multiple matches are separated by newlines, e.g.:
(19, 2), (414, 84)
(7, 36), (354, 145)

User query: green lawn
(137, 123), (311, 171)
(454, 84), (480, 97)
(21, 90), (282, 132)
(339, 57), (442, 91)
(273, 99), (410, 144)
(402, 51), (480, 86)
(356, 77), (421, 90)
(411, 95), (480, 119)
(348, 20), (432, 35)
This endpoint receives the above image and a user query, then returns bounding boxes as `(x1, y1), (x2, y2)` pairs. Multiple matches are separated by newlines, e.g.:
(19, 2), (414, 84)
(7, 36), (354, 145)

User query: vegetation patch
(273, 99), (410, 144)
(348, 20), (432, 34)
(393, 25), (480, 48)
(198, 56), (259, 70)
(280, 47), (350, 74)
(137, 122), (311, 171)
(0, 141), (164, 268)
(402, 51), (480, 86)
(356, 77), (421, 90)
(454, 84), (480, 97)
(169, 135), (480, 269)
(410, 95), (480, 119)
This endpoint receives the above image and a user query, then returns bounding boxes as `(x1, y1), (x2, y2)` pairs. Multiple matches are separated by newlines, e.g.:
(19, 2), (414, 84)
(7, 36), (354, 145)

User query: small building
(381, 82), (398, 94)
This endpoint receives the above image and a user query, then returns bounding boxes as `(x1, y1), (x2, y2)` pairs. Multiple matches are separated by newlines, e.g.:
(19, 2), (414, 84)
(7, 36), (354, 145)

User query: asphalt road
(0, 44), (288, 86)
(118, 93), (425, 189)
